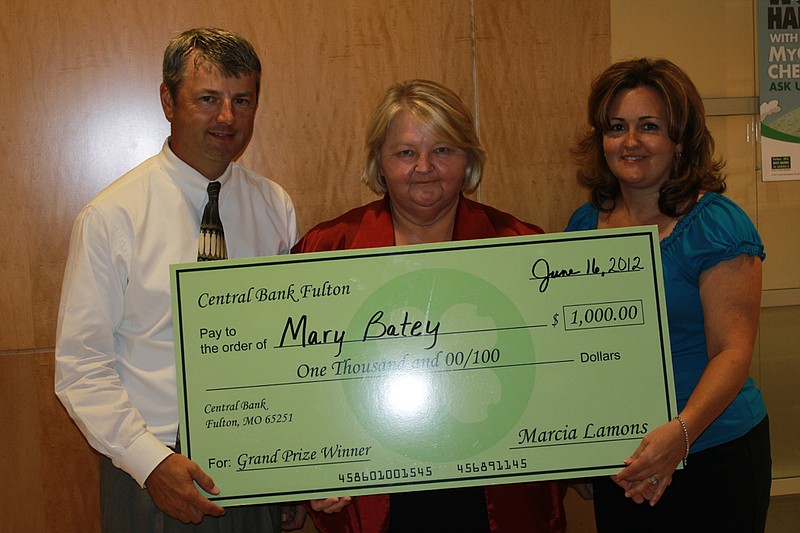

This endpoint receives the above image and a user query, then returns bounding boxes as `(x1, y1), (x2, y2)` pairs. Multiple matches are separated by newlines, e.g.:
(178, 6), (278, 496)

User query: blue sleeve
(675, 194), (765, 276)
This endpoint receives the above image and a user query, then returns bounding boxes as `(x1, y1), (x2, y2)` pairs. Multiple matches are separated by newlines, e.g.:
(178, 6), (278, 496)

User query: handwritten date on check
(171, 226), (677, 506)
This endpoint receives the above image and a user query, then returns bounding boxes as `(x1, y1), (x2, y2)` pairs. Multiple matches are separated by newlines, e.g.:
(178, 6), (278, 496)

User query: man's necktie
(178, 180), (228, 451)
(198, 180), (228, 261)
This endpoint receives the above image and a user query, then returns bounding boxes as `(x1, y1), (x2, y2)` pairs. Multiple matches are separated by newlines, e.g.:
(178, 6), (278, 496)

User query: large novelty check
(171, 226), (677, 506)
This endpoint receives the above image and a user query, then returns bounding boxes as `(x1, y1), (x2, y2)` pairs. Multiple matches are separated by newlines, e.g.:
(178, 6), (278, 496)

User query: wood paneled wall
(0, 1), (609, 531)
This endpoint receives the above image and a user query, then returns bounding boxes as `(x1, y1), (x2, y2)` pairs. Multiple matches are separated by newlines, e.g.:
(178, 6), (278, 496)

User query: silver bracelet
(674, 415), (690, 466)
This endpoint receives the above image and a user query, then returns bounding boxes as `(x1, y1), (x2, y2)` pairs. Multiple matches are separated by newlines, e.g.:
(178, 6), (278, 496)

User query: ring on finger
(648, 475), (658, 485)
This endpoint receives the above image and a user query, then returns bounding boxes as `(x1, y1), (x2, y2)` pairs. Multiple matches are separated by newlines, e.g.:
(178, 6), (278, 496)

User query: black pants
(389, 487), (490, 533)
(593, 416), (772, 533)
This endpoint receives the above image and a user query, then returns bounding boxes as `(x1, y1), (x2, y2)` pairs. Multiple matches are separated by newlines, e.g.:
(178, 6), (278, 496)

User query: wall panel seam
(470, 0), (482, 203)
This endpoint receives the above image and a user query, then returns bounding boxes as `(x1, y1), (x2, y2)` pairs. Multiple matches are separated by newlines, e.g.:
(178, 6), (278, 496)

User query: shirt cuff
(114, 431), (174, 488)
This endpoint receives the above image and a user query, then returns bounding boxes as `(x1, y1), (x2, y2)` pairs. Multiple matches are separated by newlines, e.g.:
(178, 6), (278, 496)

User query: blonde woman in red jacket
(291, 79), (566, 533)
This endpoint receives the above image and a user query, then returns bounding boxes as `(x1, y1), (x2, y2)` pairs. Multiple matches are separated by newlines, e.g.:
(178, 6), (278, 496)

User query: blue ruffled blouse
(565, 192), (767, 453)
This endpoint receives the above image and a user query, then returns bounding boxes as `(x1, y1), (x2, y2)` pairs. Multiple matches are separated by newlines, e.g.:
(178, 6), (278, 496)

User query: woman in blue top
(566, 58), (771, 532)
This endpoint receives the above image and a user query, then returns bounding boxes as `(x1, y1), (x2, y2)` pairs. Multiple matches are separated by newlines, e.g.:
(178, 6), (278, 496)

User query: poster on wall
(758, 0), (800, 181)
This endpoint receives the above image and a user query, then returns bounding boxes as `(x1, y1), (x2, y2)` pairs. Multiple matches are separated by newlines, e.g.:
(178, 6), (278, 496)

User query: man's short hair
(162, 27), (262, 100)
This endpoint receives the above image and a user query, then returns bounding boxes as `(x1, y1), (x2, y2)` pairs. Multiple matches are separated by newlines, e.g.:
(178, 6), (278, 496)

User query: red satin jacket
(292, 194), (566, 533)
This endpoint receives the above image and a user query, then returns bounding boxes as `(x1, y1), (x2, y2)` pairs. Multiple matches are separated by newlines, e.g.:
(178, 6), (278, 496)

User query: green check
(171, 226), (677, 506)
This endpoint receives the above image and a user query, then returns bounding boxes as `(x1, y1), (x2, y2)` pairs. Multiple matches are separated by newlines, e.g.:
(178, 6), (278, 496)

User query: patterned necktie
(198, 180), (228, 261)
(179, 180), (228, 451)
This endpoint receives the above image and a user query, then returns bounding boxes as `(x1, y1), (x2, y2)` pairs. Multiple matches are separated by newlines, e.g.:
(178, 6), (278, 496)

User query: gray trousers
(99, 455), (281, 532)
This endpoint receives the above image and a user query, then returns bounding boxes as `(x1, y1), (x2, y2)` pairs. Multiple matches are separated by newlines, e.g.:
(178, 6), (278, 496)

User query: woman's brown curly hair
(571, 58), (725, 217)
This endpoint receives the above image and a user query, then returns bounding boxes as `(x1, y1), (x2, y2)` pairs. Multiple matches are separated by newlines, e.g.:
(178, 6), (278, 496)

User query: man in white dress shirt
(55, 28), (301, 531)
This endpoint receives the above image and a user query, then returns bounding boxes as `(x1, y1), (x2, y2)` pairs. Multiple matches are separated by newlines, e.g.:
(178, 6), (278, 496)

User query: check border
(172, 227), (677, 505)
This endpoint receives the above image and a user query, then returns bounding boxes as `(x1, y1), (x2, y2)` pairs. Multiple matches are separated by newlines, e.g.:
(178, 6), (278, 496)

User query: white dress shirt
(55, 140), (298, 487)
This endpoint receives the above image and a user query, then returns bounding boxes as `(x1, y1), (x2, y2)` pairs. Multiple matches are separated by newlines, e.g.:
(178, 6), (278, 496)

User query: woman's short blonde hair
(362, 79), (485, 194)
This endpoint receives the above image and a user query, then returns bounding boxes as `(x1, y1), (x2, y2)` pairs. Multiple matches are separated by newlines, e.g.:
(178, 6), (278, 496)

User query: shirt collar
(160, 138), (233, 213)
